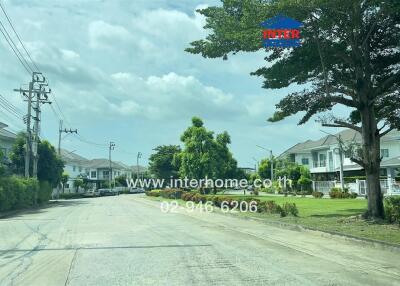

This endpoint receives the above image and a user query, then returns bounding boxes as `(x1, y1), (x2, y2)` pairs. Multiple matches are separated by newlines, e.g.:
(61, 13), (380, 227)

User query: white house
(280, 129), (400, 195)
(0, 122), (17, 162)
(60, 149), (134, 193)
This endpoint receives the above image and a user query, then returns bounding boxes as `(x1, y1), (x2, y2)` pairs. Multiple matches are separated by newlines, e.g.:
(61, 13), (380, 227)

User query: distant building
(60, 149), (145, 192)
(280, 129), (400, 179)
(279, 129), (400, 194)
(0, 122), (17, 161)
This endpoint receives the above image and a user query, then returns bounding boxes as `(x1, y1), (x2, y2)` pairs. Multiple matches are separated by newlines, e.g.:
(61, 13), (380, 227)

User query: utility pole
(32, 84), (52, 178)
(57, 120), (78, 155)
(109, 142), (115, 190)
(256, 145), (274, 181)
(15, 72), (50, 178)
(338, 135), (345, 191)
(136, 152), (142, 180)
(24, 81), (33, 178)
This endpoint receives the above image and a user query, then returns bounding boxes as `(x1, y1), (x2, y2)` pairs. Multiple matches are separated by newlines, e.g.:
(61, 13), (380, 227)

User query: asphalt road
(0, 195), (399, 286)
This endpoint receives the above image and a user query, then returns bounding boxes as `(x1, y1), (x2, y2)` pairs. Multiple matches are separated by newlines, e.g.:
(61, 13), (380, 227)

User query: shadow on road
(0, 199), (89, 220)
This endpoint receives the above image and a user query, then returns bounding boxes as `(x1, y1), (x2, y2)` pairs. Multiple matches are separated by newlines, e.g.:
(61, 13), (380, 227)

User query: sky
(0, 0), (346, 167)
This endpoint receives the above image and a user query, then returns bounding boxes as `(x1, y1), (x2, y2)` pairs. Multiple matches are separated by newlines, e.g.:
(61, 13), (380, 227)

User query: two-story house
(0, 122), (17, 162)
(280, 129), (400, 194)
(61, 149), (134, 192)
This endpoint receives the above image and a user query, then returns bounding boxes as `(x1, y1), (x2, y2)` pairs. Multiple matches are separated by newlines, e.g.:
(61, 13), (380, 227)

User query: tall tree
(179, 117), (216, 180)
(149, 145), (181, 180)
(212, 132), (238, 180)
(10, 133), (64, 186)
(186, 0), (400, 218)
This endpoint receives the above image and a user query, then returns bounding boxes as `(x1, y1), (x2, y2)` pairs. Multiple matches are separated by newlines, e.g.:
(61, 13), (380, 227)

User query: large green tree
(179, 117), (217, 180)
(187, 0), (400, 218)
(10, 133), (64, 186)
(149, 145), (181, 180)
(179, 117), (240, 187)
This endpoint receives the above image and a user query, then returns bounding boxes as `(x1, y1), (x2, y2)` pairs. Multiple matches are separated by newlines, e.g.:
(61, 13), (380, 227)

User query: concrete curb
(226, 212), (400, 252)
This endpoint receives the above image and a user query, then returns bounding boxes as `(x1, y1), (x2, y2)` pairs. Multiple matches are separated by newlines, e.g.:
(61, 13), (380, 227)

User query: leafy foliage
(179, 117), (239, 183)
(10, 133), (64, 186)
(149, 145), (181, 180)
(187, 0), (400, 218)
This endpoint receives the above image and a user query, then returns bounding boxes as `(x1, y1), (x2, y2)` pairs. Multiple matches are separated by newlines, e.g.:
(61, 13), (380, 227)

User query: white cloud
(60, 49), (80, 61)
(88, 20), (132, 49)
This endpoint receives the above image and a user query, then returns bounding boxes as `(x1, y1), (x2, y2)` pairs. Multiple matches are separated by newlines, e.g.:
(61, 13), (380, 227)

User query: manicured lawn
(221, 195), (367, 218)
(145, 194), (400, 245)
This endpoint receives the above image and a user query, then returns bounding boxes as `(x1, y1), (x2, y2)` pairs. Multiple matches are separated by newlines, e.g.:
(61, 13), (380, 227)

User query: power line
(0, 94), (24, 114)
(0, 1), (40, 72)
(0, 100), (23, 119)
(73, 133), (108, 147)
(0, 22), (31, 75)
(0, 19), (34, 72)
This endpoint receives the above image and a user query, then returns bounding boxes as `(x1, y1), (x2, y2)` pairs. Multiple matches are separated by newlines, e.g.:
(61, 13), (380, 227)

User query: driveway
(0, 195), (399, 285)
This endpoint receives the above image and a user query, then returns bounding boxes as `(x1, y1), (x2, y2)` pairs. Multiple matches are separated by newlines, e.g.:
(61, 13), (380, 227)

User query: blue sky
(0, 0), (345, 167)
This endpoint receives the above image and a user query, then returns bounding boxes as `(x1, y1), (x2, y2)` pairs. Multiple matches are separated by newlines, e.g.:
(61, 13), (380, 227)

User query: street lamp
(109, 142), (115, 190)
(137, 152), (142, 180)
(252, 157), (259, 172)
(256, 145), (274, 181)
(320, 130), (345, 191)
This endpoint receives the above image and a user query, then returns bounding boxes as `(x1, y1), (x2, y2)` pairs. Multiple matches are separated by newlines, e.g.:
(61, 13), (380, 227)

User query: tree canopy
(179, 117), (239, 182)
(186, 0), (400, 218)
(10, 133), (64, 186)
(149, 145), (181, 180)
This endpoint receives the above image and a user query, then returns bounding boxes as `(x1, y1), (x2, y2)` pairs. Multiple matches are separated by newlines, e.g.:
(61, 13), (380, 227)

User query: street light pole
(320, 130), (345, 191)
(137, 152), (142, 180)
(256, 145), (274, 181)
(109, 142), (115, 190)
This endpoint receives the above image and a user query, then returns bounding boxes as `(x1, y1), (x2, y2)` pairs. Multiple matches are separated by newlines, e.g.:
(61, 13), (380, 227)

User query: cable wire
(0, 22), (31, 75)
(0, 1), (40, 72)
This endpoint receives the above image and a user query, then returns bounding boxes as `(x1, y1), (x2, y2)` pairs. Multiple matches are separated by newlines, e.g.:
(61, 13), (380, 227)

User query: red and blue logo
(261, 15), (303, 48)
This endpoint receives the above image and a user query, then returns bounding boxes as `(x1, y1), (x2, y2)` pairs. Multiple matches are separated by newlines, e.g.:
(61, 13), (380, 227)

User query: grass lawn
(146, 194), (400, 245)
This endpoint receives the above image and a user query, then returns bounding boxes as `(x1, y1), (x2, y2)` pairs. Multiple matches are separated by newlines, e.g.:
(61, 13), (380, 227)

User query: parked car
(99, 188), (115, 196)
(83, 190), (100, 197)
(129, 188), (145, 194)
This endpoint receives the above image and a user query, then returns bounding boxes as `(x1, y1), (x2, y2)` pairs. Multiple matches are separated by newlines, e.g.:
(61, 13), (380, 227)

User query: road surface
(0, 195), (399, 286)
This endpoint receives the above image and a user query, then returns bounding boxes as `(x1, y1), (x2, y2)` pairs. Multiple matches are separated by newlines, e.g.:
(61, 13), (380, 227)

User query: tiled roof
(280, 129), (400, 157)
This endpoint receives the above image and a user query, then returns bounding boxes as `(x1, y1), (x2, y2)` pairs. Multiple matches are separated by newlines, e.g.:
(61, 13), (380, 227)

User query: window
(73, 165), (76, 172)
(103, 170), (109, 176)
(381, 149), (389, 158)
(90, 171), (96, 178)
(301, 157), (309, 165)
(319, 153), (327, 167)
(79, 166), (82, 172)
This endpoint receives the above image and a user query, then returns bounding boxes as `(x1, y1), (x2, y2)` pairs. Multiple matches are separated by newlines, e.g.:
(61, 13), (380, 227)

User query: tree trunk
(360, 106), (384, 219)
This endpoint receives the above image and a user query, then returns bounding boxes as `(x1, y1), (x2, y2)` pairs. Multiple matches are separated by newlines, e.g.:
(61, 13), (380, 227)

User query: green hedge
(329, 188), (358, 199)
(58, 193), (85, 200)
(385, 196), (400, 225)
(0, 176), (51, 212)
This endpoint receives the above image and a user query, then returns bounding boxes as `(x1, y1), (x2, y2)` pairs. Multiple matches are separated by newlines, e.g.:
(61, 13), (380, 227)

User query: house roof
(280, 129), (400, 157)
(60, 149), (89, 163)
(0, 122), (17, 140)
(382, 157), (400, 167)
(61, 149), (142, 171)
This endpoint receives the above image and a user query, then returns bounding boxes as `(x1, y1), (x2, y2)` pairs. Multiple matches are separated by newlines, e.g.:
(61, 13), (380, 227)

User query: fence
(313, 175), (400, 196)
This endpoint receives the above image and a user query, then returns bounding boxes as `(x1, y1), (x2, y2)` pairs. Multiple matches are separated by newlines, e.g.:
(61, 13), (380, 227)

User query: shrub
(298, 190), (312, 197)
(282, 203), (299, 217)
(0, 176), (40, 212)
(329, 188), (357, 199)
(146, 190), (160, 197)
(59, 193), (84, 200)
(385, 196), (400, 225)
(312, 191), (324, 198)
